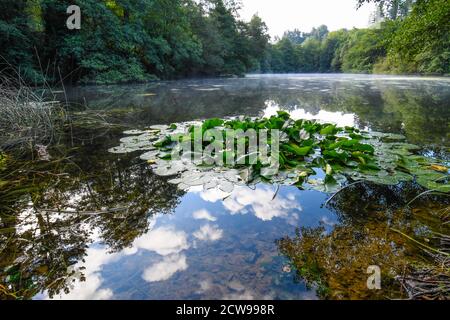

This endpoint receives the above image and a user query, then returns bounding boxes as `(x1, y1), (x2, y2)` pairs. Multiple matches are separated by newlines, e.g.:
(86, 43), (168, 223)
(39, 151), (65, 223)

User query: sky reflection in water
(40, 184), (331, 300)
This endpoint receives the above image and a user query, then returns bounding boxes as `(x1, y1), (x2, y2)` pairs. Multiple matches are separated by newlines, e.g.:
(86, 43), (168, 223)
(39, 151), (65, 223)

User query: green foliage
(319, 30), (348, 72)
(0, 0), (447, 83)
(283, 29), (307, 45)
(298, 38), (322, 72)
(0, 0), (44, 83)
(0, 0), (270, 84)
(265, 0), (448, 75)
(339, 28), (387, 73)
(383, 0), (450, 74)
(357, 0), (415, 20)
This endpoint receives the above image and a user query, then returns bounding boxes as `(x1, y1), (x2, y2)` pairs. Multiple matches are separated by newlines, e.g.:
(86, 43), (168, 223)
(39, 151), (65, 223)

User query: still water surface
(1, 74), (449, 300)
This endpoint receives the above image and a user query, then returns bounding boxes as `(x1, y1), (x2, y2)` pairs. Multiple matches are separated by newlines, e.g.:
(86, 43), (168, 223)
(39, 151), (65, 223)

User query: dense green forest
(0, 0), (448, 85)
(268, 0), (450, 74)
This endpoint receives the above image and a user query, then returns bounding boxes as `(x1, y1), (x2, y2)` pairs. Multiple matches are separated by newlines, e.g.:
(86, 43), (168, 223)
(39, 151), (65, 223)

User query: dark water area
(1, 74), (449, 300)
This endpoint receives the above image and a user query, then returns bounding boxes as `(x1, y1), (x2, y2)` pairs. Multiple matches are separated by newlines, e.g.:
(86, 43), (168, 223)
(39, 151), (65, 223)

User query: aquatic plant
(109, 111), (449, 194)
(0, 74), (65, 151)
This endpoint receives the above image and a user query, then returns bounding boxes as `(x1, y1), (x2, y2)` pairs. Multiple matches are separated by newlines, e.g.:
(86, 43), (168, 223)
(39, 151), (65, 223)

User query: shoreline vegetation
(0, 0), (448, 86)
(0, 73), (65, 152)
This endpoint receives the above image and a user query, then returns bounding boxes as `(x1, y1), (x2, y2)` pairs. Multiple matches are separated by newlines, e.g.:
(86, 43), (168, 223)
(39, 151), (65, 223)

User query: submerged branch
(323, 181), (365, 207)
(34, 207), (128, 216)
(406, 189), (449, 206)
(390, 228), (450, 257)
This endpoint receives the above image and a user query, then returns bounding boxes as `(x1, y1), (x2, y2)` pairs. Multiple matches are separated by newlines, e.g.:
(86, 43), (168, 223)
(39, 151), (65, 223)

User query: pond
(1, 74), (449, 300)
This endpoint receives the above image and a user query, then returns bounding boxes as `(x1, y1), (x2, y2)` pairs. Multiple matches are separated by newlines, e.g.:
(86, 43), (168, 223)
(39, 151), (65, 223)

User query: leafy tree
(207, 0), (246, 75)
(246, 14), (271, 71)
(283, 29), (307, 45)
(266, 45), (286, 73)
(0, 0), (42, 83)
(338, 28), (387, 73)
(357, 0), (415, 19)
(384, 0), (450, 74)
(309, 25), (329, 41)
(0, 0), (272, 84)
(274, 37), (298, 72)
(41, 0), (153, 84)
(297, 38), (322, 72)
(320, 30), (349, 72)
(0, 0), (448, 83)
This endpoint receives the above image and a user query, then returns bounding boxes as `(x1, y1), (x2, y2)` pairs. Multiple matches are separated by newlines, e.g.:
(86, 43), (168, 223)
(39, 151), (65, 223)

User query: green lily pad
(109, 112), (449, 194)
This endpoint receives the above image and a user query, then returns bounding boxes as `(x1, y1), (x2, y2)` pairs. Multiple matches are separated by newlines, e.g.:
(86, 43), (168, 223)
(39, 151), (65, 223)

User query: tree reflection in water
(277, 182), (449, 300)
(0, 129), (183, 299)
(63, 76), (450, 147)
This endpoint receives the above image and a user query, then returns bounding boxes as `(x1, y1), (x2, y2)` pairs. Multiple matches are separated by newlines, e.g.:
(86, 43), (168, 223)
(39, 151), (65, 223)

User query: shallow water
(1, 74), (449, 300)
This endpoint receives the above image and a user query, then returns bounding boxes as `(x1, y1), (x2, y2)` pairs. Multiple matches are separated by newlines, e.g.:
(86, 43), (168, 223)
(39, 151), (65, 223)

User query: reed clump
(0, 73), (66, 152)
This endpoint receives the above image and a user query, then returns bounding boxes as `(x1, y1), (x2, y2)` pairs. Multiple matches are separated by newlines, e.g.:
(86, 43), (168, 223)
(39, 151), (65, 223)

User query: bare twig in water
(324, 180), (365, 207)
(397, 268), (450, 300)
(390, 228), (450, 257)
(406, 189), (444, 207)
(34, 207), (128, 216)
(395, 224), (450, 300)
(272, 184), (280, 201)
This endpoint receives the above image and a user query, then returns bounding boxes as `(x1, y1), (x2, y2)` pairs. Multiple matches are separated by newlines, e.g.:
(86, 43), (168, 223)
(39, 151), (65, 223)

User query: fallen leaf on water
(429, 164), (448, 173)
(282, 265), (292, 273)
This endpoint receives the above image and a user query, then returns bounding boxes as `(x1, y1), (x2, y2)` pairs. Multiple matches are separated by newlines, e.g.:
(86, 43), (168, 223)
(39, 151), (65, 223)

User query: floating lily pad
(109, 111), (449, 194)
(370, 132), (407, 141)
(149, 125), (169, 131)
(123, 129), (149, 135)
(218, 180), (234, 193)
(140, 150), (160, 160)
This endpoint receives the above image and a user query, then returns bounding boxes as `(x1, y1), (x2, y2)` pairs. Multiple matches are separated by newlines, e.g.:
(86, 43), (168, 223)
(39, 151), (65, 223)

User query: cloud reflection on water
(223, 185), (301, 222)
(130, 226), (189, 256)
(192, 184), (302, 223)
(193, 224), (224, 241)
(263, 100), (356, 127)
(192, 209), (217, 221)
(142, 254), (188, 282)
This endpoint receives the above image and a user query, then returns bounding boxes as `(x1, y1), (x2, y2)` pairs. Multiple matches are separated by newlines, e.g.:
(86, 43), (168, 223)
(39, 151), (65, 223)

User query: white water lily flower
(299, 129), (310, 140)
